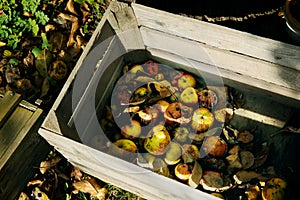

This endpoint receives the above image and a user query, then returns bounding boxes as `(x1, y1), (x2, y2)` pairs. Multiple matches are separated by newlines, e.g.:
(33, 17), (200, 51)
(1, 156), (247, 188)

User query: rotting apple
(191, 107), (214, 132)
(174, 163), (193, 181)
(177, 73), (196, 90)
(144, 60), (159, 76)
(144, 124), (171, 155)
(164, 102), (193, 125)
(173, 127), (190, 143)
(155, 100), (169, 113)
(121, 120), (142, 139)
(182, 144), (199, 163)
(164, 142), (182, 165)
(262, 178), (287, 200)
(202, 136), (227, 157)
(180, 86), (198, 105)
(198, 89), (218, 109)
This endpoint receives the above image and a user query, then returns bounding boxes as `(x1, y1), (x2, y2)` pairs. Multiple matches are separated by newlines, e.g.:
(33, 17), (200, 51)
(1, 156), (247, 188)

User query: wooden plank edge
(132, 2), (300, 71)
(38, 128), (219, 200)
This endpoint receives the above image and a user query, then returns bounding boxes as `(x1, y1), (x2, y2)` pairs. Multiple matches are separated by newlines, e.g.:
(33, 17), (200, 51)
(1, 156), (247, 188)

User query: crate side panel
(139, 27), (300, 105)
(132, 3), (300, 71)
(39, 128), (219, 200)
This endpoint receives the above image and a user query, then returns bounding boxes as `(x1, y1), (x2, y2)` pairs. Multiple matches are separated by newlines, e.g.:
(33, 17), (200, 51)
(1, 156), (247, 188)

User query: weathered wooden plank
(132, 3), (300, 71)
(0, 107), (48, 200)
(140, 27), (300, 105)
(39, 128), (219, 200)
(0, 91), (21, 128)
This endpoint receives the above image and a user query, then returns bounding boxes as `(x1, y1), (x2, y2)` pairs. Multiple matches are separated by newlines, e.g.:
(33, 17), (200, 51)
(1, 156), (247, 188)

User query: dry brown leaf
(80, 2), (90, 24)
(233, 170), (267, 184)
(66, 0), (79, 16)
(40, 78), (50, 98)
(72, 177), (107, 199)
(57, 13), (79, 47)
(26, 179), (44, 187)
(39, 156), (62, 174)
(70, 166), (83, 181)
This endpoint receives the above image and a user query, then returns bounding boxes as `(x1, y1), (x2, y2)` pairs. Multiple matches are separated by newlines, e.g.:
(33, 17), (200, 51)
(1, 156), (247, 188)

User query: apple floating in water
(144, 124), (171, 155)
(164, 142), (182, 165)
(177, 73), (196, 90)
(191, 107), (214, 132)
(180, 86), (198, 105)
(174, 163), (193, 181)
(121, 120), (142, 139)
(203, 136), (227, 157)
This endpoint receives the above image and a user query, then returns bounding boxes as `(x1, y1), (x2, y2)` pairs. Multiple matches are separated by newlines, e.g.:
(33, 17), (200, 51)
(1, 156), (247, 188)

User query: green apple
(191, 108), (214, 132)
(173, 127), (190, 143)
(130, 64), (144, 74)
(144, 124), (171, 155)
(108, 139), (137, 161)
(177, 74), (196, 90)
(180, 87), (198, 105)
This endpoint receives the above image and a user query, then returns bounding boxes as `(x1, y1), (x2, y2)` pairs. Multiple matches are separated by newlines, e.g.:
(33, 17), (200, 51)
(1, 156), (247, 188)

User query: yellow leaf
(0, 42), (6, 47)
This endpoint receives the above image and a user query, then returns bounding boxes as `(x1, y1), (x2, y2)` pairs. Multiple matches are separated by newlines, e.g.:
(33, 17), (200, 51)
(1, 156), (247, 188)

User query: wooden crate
(39, 1), (300, 199)
(0, 91), (49, 200)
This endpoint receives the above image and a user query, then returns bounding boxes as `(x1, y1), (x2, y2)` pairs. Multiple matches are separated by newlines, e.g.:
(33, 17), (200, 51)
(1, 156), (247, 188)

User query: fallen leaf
(80, 2), (90, 24)
(40, 78), (50, 98)
(233, 170), (267, 184)
(27, 179), (44, 187)
(70, 167), (83, 181)
(66, 0), (79, 16)
(40, 156), (62, 174)
(49, 32), (67, 53)
(0, 41), (6, 47)
(72, 177), (108, 199)
(57, 13), (79, 47)
(35, 49), (53, 78)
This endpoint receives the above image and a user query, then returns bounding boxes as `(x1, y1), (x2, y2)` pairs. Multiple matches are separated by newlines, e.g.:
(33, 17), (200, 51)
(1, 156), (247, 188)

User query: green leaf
(9, 58), (18, 65)
(41, 33), (49, 49)
(32, 47), (42, 58)
(35, 49), (53, 78)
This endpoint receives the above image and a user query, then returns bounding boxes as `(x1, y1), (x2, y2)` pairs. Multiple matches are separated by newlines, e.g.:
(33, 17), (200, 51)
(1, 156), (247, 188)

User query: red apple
(164, 102), (193, 125)
(177, 74), (196, 90)
(202, 136), (227, 157)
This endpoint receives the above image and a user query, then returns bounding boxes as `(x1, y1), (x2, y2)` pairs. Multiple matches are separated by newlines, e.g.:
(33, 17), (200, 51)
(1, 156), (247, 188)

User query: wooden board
(0, 94), (49, 199)
(39, 1), (300, 200)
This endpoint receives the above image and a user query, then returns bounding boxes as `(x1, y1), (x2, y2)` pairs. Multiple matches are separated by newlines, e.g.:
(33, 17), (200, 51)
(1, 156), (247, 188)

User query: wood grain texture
(39, 128), (219, 200)
(132, 3), (300, 71)
(0, 91), (21, 128)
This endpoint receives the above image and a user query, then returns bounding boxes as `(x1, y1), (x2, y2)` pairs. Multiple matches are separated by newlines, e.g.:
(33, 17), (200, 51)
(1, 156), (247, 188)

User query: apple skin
(198, 89), (218, 109)
(121, 120), (142, 139)
(173, 127), (190, 143)
(174, 163), (193, 181)
(191, 108), (214, 132)
(130, 64), (144, 74)
(182, 144), (200, 163)
(108, 139), (138, 161)
(177, 74), (196, 90)
(144, 124), (171, 155)
(202, 136), (227, 157)
(180, 87), (198, 105)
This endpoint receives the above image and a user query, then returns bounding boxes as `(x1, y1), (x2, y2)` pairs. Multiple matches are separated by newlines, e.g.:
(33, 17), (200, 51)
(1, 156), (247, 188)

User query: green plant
(0, 0), (49, 49)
